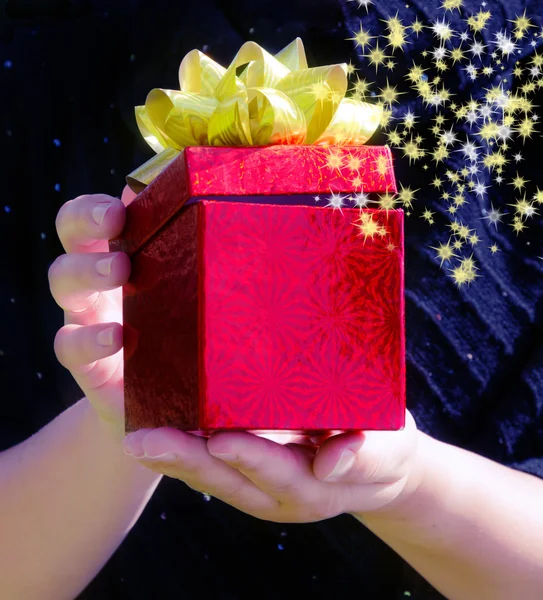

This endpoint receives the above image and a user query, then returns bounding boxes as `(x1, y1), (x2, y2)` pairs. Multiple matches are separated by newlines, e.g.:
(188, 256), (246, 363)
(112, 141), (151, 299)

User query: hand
(49, 192), (131, 432)
(123, 411), (421, 523)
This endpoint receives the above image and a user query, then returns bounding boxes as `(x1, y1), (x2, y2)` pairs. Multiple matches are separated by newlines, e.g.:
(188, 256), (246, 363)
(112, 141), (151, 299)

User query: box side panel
(201, 202), (405, 431)
(123, 203), (200, 432)
(110, 152), (191, 257)
(185, 145), (396, 197)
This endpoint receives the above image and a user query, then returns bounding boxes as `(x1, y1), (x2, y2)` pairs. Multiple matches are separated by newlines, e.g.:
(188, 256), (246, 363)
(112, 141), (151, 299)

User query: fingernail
(96, 256), (114, 276)
(91, 203), (111, 226)
(96, 326), (114, 346)
(139, 452), (178, 463)
(123, 433), (145, 458)
(324, 449), (356, 482)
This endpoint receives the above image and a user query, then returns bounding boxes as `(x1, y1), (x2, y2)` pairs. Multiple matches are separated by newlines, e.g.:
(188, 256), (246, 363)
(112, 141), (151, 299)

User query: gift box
(111, 144), (405, 434)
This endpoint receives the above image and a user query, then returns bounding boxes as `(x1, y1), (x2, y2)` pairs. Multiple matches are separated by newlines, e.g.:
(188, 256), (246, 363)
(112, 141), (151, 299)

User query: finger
(121, 185), (138, 207)
(56, 194), (125, 253)
(124, 428), (277, 515)
(54, 323), (123, 372)
(313, 412), (417, 484)
(49, 252), (130, 313)
(207, 432), (319, 503)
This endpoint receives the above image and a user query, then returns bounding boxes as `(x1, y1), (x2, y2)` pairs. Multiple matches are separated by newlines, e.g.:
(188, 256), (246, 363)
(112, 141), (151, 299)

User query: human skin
(0, 191), (541, 600)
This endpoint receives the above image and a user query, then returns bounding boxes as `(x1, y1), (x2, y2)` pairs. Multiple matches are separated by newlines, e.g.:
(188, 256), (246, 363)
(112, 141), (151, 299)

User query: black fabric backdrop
(1, 0), (542, 598)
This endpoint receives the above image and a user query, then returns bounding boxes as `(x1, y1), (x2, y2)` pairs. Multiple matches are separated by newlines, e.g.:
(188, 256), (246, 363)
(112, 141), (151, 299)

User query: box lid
(112, 145), (397, 257)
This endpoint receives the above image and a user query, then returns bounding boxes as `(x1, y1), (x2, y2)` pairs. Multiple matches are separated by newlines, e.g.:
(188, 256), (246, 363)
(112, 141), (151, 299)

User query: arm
(0, 398), (160, 600)
(120, 412), (543, 600)
(358, 432), (543, 600)
(0, 192), (162, 599)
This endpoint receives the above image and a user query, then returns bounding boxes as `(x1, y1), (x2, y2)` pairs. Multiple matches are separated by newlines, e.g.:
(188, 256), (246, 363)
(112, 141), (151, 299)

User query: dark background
(1, 0), (542, 598)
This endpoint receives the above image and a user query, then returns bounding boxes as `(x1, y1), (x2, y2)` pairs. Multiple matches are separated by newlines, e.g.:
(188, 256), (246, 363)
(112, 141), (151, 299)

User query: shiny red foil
(111, 146), (405, 434)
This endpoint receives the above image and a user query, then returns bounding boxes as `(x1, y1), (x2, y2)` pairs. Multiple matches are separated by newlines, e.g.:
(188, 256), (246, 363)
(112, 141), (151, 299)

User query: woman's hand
(123, 411), (421, 523)
(49, 193), (129, 431)
(49, 188), (422, 523)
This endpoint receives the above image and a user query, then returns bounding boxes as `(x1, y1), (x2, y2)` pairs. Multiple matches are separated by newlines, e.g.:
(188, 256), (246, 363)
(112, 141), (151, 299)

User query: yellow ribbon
(127, 37), (383, 192)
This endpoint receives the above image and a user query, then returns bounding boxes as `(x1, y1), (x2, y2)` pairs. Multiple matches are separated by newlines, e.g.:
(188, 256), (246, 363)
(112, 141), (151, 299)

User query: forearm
(357, 432), (543, 600)
(0, 398), (161, 600)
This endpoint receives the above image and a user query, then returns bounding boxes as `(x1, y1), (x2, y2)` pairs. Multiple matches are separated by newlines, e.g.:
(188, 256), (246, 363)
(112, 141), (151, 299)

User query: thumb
(313, 412), (416, 484)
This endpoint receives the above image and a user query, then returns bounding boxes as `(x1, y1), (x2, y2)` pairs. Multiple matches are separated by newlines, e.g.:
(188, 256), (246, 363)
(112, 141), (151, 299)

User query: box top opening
(112, 145), (397, 257)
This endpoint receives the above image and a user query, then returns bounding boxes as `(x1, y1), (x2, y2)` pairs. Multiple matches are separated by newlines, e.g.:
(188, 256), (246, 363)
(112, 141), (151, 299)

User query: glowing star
(441, 127), (458, 146)
(398, 184), (417, 208)
(509, 196), (538, 219)
(356, 212), (381, 242)
(351, 191), (370, 208)
(311, 81), (331, 102)
(467, 10), (491, 33)
(378, 79), (403, 105)
(489, 244), (499, 254)
(493, 31), (518, 56)
(469, 40), (486, 58)
(509, 173), (528, 191)
(352, 76), (371, 97)
(346, 62), (357, 75)
(375, 154), (390, 176)
(533, 188), (543, 204)
(511, 217), (527, 235)
(462, 63), (479, 81)
(510, 11), (535, 40)
(449, 220), (461, 234)
(347, 155), (362, 171)
(460, 139), (479, 161)
(456, 224), (471, 240)
(453, 194), (466, 207)
(432, 144), (449, 164)
(402, 109), (417, 129)
(450, 264), (476, 286)
(383, 13), (409, 52)
(349, 24), (375, 50)
(406, 63), (426, 84)
(326, 151), (343, 170)
(450, 47), (465, 64)
(468, 164), (480, 177)
(431, 18), (455, 42)
(326, 192), (347, 211)
(351, 176), (363, 188)
(410, 18), (424, 36)
(431, 46), (448, 61)
(431, 240), (458, 266)
(365, 42), (390, 72)
(517, 117), (537, 141)
(474, 181), (488, 197)
(422, 208), (435, 224)
(402, 137), (422, 164)
(386, 128), (403, 145)
(468, 233), (481, 246)
(441, 0), (463, 11)
(347, 0), (374, 11)
(377, 192), (399, 211)
(313, 195), (321, 203)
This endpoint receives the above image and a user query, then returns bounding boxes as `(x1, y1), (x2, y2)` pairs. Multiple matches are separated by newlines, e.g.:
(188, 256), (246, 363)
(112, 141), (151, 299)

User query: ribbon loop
(128, 38), (381, 190)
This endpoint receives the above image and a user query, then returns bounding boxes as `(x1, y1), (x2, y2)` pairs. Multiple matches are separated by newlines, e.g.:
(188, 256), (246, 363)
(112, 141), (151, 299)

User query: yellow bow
(127, 38), (383, 191)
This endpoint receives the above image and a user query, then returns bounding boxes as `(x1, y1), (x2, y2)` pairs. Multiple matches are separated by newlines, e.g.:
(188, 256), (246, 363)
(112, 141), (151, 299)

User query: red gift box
(111, 145), (405, 435)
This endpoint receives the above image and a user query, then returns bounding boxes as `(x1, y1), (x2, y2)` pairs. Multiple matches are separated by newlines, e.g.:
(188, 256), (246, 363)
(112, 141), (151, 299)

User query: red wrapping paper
(111, 145), (405, 434)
